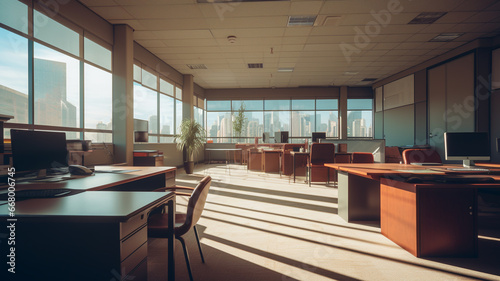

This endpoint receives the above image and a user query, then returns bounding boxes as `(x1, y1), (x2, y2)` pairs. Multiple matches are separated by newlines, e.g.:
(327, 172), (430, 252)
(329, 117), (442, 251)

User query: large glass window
(206, 98), (341, 143)
(84, 63), (112, 132)
(347, 99), (373, 137)
(264, 111), (290, 136)
(0, 0), (28, 34)
(206, 112), (232, 143)
(134, 82), (158, 134)
(34, 10), (79, 56)
(176, 99), (183, 133)
(160, 94), (174, 135)
(1, 5), (113, 142)
(194, 106), (204, 129)
(33, 43), (80, 129)
(84, 37), (111, 71)
(316, 99), (339, 138)
(0, 28), (29, 124)
(291, 111), (314, 137)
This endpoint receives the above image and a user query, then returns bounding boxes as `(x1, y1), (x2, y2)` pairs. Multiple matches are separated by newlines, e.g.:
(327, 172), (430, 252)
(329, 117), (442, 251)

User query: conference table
(325, 163), (500, 257)
(0, 166), (177, 281)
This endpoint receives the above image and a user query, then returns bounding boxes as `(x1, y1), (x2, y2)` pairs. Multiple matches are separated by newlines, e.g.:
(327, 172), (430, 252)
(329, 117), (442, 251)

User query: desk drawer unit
(380, 180), (477, 257)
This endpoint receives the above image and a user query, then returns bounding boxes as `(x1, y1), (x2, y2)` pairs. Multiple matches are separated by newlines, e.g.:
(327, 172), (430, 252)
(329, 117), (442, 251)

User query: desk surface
(325, 163), (500, 177)
(0, 191), (173, 222)
(1, 165), (176, 192)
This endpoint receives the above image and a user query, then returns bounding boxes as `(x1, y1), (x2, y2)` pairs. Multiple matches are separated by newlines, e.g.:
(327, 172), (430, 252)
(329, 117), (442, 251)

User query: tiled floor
(148, 163), (500, 281)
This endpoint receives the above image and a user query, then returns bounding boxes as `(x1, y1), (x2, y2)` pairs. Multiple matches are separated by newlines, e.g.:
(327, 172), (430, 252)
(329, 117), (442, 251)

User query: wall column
(340, 86), (348, 139)
(112, 24), (134, 165)
(182, 74), (194, 120)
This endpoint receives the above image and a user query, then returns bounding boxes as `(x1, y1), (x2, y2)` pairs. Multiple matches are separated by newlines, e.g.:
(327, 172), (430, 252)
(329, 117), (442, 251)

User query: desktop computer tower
(275, 131), (289, 143)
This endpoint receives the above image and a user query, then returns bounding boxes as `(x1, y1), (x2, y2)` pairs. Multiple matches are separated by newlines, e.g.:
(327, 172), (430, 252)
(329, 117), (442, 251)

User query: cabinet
(133, 150), (164, 166)
(0, 191), (174, 280)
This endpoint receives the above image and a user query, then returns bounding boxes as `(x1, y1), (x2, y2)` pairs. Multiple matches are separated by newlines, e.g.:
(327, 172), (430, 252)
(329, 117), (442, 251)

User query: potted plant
(233, 103), (247, 143)
(174, 119), (205, 174)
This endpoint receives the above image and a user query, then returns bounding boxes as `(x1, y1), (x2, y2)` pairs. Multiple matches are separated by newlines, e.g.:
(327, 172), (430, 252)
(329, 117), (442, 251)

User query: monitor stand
(463, 160), (475, 168)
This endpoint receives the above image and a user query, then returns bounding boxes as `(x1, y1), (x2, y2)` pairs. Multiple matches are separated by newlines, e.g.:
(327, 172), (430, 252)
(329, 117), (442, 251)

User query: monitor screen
(274, 131), (289, 143)
(262, 132), (270, 143)
(444, 132), (490, 163)
(312, 132), (326, 143)
(11, 129), (69, 173)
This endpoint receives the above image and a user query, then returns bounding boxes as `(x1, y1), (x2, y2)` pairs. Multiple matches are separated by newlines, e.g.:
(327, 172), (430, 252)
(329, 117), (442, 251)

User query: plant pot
(184, 161), (194, 174)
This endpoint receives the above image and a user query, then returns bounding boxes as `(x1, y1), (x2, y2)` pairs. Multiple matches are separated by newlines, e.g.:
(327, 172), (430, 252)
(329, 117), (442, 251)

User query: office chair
(402, 149), (442, 164)
(148, 176), (212, 281)
(308, 143), (335, 186)
(351, 152), (374, 163)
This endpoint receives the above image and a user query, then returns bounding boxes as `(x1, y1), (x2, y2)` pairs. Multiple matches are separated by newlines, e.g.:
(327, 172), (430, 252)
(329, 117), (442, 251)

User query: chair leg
(193, 225), (205, 263)
(177, 236), (194, 281)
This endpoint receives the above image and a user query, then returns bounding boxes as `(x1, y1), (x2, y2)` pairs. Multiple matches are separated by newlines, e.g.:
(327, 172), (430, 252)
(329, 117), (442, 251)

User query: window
(347, 99), (373, 138)
(0, 28), (29, 125)
(0, 0), (28, 34)
(84, 37), (112, 71)
(316, 99), (339, 138)
(84, 63), (112, 142)
(206, 98), (340, 143)
(176, 99), (183, 133)
(0, 5), (113, 142)
(160, 94), (174, 135)
(134, 82), (158, 134)
(133, 64), (142, 82)
(33, 43), (80, 132)
(141, 68), (157, 90)
(34, 10), (79, 56)
(160, 78), (174, 97)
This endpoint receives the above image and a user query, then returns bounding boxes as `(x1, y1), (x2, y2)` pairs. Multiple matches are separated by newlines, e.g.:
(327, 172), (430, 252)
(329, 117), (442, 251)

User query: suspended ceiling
(79, 0), (500, 89)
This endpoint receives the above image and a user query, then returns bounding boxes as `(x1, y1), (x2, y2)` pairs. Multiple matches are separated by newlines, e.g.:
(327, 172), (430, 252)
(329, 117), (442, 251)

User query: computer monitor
(262, 132), (270, 143)
(312, 132), (326, 143)
(444, 132), (490, 167)
(274, 131), (289, 143)
(11, 129), (69, 177)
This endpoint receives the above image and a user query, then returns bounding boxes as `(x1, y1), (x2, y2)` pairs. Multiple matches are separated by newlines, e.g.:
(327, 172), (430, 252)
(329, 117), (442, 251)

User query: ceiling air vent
(248, 63), (263, 69)
(288, 15), (317, 27)
(408, 12), (447, 24)
(362, 78), (377, 82)
(187, 64), (207, 69)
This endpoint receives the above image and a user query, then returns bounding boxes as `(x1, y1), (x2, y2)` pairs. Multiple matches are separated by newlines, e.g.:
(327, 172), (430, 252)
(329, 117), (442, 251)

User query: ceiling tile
(206, 16), (288, 29)
(92, 6), (133, 19)
(122, 4), (204, 19)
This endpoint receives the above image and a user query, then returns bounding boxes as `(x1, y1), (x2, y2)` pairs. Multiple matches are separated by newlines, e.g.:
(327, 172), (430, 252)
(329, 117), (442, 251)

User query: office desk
(325, 163), (500, 257)
(0, 166), (177, 281)
(1, 166), (176, 192)
(205, 148), (242, 165)
(262, 149), (282, 173)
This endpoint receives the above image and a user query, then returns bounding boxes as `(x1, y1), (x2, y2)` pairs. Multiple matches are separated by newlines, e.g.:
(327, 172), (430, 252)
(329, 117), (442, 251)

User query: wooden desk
(0, 166), (177, 281)
(262, 149), (281, 173)
(248, 149), (262, 171)
(325, 163), (500, 257)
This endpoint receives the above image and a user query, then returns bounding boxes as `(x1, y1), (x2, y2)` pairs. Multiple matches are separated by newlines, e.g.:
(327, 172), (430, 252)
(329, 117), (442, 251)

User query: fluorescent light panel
(408, 12), (447, 24)
(429, 33), (463, 42)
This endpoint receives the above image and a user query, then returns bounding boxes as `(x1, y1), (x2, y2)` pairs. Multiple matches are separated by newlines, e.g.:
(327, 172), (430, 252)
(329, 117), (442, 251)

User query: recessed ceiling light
(287, 15), (317, 27)
(344, 71), (359, 75)
(429, 33), (463, 42)
(278, 67), (294, 72)
(362, 78), (377, 82)
(408, 12), (447, 24)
